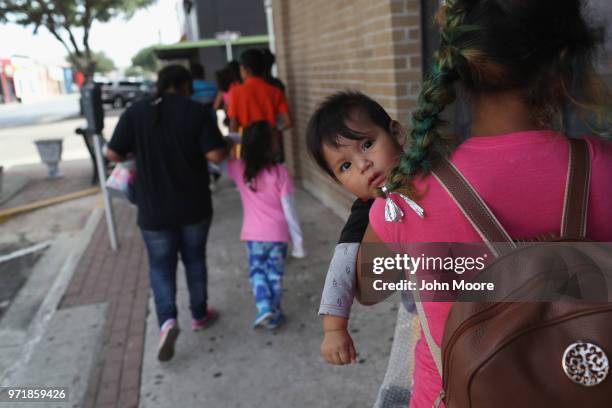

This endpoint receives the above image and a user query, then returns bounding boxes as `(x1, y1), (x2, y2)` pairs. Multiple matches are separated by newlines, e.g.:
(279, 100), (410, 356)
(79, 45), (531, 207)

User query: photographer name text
(372, 279), (495, 292)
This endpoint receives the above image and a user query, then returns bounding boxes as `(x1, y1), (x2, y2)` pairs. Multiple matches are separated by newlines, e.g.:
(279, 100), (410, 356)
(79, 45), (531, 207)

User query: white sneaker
(157, 319), (180, 362)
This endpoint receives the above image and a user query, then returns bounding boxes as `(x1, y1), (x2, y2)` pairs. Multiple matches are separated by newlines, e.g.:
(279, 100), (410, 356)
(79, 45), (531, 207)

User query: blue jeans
(141, 219), (211, 327)
(246, 241), (288, 314)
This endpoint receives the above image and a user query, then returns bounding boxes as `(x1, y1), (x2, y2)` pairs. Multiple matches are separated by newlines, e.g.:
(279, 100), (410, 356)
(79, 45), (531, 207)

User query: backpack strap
(411, 272), (443, 375)
(561, 138), (591, 239)
(411, 156), (519, 385)
(412, 282), (446, 408)
(432, 159), (516, 257)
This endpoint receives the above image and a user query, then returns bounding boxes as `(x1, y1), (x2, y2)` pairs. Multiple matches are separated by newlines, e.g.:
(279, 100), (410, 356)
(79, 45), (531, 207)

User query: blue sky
(0, 0), (181, 68)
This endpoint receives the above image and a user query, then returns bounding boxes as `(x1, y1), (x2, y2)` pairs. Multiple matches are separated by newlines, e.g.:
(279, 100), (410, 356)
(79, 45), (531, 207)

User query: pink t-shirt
(369, 131), (612, 408)
(222, 82), (239, 107)
(227, 160), (294, 242)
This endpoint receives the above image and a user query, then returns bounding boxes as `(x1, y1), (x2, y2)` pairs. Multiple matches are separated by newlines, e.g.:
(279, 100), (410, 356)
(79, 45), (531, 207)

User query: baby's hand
(320, 328), (357, 365)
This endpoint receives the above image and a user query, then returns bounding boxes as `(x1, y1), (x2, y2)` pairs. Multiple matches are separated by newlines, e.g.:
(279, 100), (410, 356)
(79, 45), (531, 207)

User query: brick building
(271, 0), (427, 217)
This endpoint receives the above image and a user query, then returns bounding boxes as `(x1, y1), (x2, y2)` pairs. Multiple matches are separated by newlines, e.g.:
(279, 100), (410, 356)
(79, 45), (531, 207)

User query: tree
(66, 50), (115, 74)
(131, 46), (160, 74)
(0, 0), (156, 80)
(124, 65), (145, 77)
(93, 51), (115, 73)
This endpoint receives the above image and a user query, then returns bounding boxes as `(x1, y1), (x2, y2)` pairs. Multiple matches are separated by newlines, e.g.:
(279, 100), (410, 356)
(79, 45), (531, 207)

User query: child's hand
(320, 328), (357, 365)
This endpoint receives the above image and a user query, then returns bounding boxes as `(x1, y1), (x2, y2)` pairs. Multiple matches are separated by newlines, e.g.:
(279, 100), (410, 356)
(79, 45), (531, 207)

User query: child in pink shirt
(227, 121), (305, 329)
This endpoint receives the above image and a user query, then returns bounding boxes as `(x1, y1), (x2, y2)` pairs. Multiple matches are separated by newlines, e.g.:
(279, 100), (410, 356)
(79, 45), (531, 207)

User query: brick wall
(272, 0), (423, 218)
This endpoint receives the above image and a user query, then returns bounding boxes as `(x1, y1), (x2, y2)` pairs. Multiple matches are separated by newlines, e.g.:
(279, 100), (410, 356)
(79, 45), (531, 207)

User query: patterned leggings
(246, 241), (288, 314)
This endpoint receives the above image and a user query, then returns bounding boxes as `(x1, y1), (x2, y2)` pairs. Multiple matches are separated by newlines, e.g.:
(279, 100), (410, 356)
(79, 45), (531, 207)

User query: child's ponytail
(241, 121), (277, 191)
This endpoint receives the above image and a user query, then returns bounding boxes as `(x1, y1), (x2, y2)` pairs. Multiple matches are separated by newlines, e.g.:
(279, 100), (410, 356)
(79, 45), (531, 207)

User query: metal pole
(225, 41), (233, 61)
(93, 134), (118, 250)
(216, 31), (240, 62)
(264, 0), (277, 76)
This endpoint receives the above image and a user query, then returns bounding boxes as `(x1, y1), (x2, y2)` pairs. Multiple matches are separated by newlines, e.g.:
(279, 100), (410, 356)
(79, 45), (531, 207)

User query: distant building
(0, 59), (17, 104)
(3, 56), (72, 104)
(63, 67), (75, 94)
(156, 0), (270, 81)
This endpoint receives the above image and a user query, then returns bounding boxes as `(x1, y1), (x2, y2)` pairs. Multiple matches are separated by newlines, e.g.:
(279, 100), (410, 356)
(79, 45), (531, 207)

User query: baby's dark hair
(306, 91), (393, 179)
(241, 121), (277, 191)
(387, 0), (609, 196)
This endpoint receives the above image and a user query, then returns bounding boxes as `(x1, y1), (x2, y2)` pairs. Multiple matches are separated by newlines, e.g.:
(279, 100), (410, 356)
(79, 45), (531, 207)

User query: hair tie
(381, 185), (425, 222)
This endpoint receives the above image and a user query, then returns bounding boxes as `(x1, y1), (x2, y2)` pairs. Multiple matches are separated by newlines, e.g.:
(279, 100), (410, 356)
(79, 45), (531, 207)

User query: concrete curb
(0, 207), (103, 386)
(0, 174), (29, 207)
(0, 187), (100, 224)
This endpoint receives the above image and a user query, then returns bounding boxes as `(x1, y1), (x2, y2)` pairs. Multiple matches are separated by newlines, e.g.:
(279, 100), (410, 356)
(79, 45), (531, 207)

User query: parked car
(100, 80), (154, 108)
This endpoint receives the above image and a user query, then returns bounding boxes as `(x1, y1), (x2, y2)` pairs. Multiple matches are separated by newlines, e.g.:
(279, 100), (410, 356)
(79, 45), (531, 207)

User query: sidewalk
(139, 180), (397, 408)
(0, 170), (399, 407)
(60, 198), (148, 408)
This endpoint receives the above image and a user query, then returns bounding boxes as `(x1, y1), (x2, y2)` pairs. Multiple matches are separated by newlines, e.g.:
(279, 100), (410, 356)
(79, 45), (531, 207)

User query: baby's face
(322, 113), (403, 200)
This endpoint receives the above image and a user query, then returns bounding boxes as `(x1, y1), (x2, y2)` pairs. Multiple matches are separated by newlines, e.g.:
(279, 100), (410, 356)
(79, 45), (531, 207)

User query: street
(0, 94), (81, 130)
(0, 96), (120, 169)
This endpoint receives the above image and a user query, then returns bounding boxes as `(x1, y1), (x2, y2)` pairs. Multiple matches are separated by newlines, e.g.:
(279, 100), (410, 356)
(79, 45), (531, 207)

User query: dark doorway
(418, 0), (611, 139)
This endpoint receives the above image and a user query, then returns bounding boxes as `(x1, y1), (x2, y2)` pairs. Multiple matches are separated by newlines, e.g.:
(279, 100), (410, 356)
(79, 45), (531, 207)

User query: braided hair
(385, 0), (470, 194)
(386, 0), (607, 197)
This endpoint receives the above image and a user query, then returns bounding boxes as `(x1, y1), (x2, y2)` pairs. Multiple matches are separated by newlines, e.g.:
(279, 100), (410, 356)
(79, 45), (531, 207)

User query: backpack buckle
(562, 341), (609, 386)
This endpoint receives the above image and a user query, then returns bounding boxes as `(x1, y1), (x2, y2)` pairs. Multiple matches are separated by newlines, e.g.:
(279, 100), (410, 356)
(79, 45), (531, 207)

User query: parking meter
(81, 81), (104, 134)
(81, 81), (118, 250)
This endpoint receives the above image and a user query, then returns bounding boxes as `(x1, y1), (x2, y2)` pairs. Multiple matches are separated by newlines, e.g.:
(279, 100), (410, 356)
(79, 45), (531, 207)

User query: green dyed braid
(384, 0), (477, 197)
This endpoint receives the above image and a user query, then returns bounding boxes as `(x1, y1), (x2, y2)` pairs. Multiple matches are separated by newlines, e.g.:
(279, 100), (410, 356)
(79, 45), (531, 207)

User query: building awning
(154, 35), (269, 60)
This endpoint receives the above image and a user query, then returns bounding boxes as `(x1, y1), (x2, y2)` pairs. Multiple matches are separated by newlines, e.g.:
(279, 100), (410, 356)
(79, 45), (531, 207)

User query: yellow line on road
(0, 187), (101, 224)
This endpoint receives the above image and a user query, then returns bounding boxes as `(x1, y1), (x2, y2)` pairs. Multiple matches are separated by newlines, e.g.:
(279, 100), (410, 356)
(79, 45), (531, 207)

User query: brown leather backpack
(414, 139), (612, 407)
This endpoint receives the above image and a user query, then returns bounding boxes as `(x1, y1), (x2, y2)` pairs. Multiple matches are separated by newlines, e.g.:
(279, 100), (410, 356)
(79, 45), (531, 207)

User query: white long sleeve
(318, 243), (358, 317)
(281, 193), (306, 258)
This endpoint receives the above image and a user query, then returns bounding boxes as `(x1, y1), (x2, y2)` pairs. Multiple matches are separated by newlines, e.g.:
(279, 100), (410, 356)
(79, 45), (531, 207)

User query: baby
(306, 91), (407, 365)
